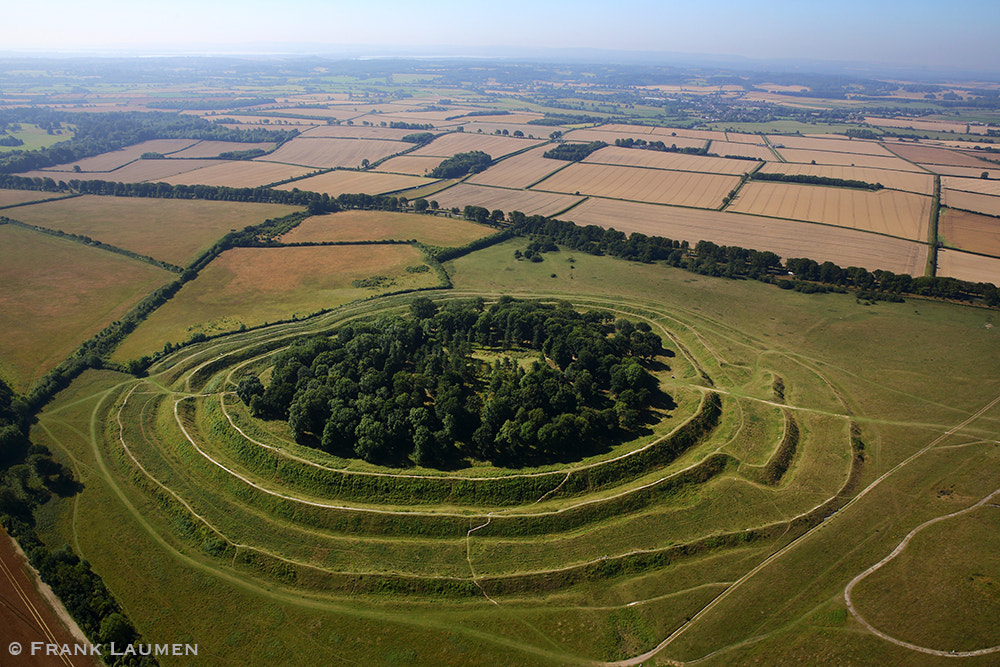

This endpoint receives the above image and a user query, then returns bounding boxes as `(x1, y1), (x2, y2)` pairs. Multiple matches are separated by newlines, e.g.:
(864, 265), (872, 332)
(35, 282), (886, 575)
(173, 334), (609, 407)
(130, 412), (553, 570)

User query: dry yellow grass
(563, 128), (705, 150)
(7, 195), (301, 266)
(261, 137), (405, 168)
(936, 249), (1000, 283)
(729, 181), (932, 240)
(942, 189), (1000, 216)
(562, 197), (927, 275)
(758, 163), (935, 195)
(409, 133), (543, 158)
(279, 210), (492, 246)
(708, 140), (775, 161)
(112, 244), (441, 361)
(373, 155), (445, 176)
(772, 147), (927, 172)
(764, 135), (893, 156)
(429, 183), (582, 216)
(533, 162), (740, 208)
(939, 208), (1000, 257)
(941, 176), (1000, 197)
(275, 170), (434, 196)
(0, 224), (173, 390)
(584, 146), (754, 175)
(885, 143), (995, 168)
(466, 145), (568, 189)
(39, 139), (197, 173)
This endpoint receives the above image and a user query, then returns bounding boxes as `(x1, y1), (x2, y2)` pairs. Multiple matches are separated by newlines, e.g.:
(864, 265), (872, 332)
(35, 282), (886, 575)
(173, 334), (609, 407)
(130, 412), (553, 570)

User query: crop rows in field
(40, 139), (198, 173)
(936, 248), (1000, 283)
(260, 137), (406, 168)
(708, 140), (776, 161)
(942, 189), (1000, 217)
(939, 208), (1000, 257)
(430, 183), (583, 216)
(562, 128), (705, 150)
(373, 155), (445, 176)
(275, 170), (435, 197)
(758, 162), (935, 195)
(408, 133), (543, 158)
(466, 145), (568, 189)
(533, 162), (740, 208)
(773, 147), (926, 172)
(886, 142), (996, 168)
(764, 135), (894, 156)
(583, 146), (753, 175)
(562, 197), (928, 275)
(729, 181), (932, 241)
(942, 175), (1000, 197)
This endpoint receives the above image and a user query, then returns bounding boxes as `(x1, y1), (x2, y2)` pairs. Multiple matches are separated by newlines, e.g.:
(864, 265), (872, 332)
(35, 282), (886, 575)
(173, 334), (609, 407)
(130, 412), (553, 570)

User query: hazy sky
(5, 0), (998, 71)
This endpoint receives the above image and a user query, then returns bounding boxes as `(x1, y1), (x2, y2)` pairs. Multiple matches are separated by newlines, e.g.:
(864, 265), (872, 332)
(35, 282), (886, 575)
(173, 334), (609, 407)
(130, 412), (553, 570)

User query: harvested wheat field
(941, 175), (1000, 197)
(466, 145), (570, 189)
(260, 137), (405, 168)
(95, 158), (229, 183)
(764, 135), (894, 156)
(533, 162), (740, 208)
(563, 128), (705, 150)
(649, 126), (727, 141)
(708, 140), (776, 161)
(584, 146), (755, 175)
(725, 131), (767, 143)
(298, 125), (418, 140)
(430, 183), (583, 217)
(279, 210), (492, 246)
(166, 140), (276, 159)
(453, 122), (550, 137)
(0, 189), (73, 208)
(773, 147), (926, 171)
(408, 133), (543, 158)
(7, 195), (301, 266)
(275, 170), (434, 197)
(563, 197), (927, 275)
(111, 244), (442, 361)
(729, 181), (931, 240)
(923, 164), (998, 178)
(936, 248), (1000, 283)
(939, 208), (1000, 257)
(373, 155), (445, 176)
(759, 163), (935, 195)
(157, 160), (314, 187)
(885, 143), (995, 168)
(39, 139), (198, 173)
(941, 189), (1000, 217)
(866, 117), (971, 134)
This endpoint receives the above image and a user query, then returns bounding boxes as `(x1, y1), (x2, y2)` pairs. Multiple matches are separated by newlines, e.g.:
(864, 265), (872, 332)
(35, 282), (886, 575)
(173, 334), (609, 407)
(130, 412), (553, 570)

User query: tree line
(240, 297), (665, 468)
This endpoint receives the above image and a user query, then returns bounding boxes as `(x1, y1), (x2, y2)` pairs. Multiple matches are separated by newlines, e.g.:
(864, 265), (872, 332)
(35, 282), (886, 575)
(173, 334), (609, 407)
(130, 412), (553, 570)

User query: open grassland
(429, 183), (584, 217)
(759, 162), (935, 195)
(939, 208), (1000, 256)
(533, 163), (740, 208)
(409, 133), (544, 158)
(278, 210), (493, 246)
(34, 237), (1000, 666)
(764, 135), (894, 156)
(885, 142), (996, 168)
(259, 137), (405, 168)
(936, 249), (1000, 283)
(941, 189), (1000, 217)
(275, 170), (435, 196)
(583, 146), (753, 175)
(0, 123), (73, 152)
(772, 147), (926, 171)
(729, 181), (932, 241)
(372, 154), (445, 176)
(941, 175), (1000, 197)
(563, 129), (705, 150)
(707, 140), (776, 161)
(166, 140), (276, 159)
(560, 198), (928, 274)
(156, 159), (315, 187)
(466, 145), (568, 189)
(39, 139), (198, 173)
(7, 195), (301, 266)
(0, 224), (172, 391)
(111, 244), (441, 361)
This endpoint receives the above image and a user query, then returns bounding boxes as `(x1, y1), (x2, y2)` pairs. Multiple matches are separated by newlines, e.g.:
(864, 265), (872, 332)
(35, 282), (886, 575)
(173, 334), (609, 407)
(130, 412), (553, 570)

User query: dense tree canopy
(246, 298), (666, 468)
(429, 151), (492, 178)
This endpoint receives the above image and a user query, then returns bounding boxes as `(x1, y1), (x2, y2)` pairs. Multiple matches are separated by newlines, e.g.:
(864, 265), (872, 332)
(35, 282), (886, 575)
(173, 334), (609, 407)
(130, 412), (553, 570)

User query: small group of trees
(429, 151), (492, 178)
(241, 297), (666, 468)
(542, 141), (607, 161)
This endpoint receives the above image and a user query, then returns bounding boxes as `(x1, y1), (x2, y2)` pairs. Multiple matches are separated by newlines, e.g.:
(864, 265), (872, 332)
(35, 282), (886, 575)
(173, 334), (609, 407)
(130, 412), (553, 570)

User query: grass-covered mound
(241, 297), (666, 468)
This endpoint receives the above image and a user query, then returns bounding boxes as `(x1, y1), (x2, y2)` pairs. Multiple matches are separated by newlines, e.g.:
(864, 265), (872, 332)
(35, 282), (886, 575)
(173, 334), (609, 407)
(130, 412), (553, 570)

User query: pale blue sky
(5, 0), (998, 70)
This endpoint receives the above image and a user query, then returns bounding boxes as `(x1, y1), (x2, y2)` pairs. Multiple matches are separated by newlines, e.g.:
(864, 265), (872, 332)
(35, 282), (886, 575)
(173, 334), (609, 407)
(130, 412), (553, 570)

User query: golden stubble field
(279, 210), (492, 246)
(942, 189), (1000, 217)
(758, 162), (935, 195)
(261, 137), (406, 168)
(429, 182), (584, 217)
(729, 181), (932, 240)
(939, 208), (1000, 257)
(276, 170), (435, 196)
(466, 145), (568, 189)
(533, 162), (740, 208)
(583, 146), (753, 175)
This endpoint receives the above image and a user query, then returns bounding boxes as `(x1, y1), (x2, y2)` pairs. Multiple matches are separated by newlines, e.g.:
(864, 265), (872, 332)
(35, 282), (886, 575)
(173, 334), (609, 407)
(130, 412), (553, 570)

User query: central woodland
(241, 297), (666, 468)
